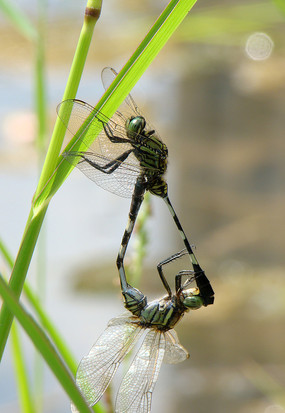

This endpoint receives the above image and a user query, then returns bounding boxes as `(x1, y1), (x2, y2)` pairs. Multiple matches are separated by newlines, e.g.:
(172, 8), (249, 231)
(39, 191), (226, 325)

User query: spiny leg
(157, 249), (188, 297)
(163, 196), (214, 305)
(76, 118), (134, 173)
(79, 149), (133, 174)
(102, 122), (130, 144)
(175, 270), (196, 293)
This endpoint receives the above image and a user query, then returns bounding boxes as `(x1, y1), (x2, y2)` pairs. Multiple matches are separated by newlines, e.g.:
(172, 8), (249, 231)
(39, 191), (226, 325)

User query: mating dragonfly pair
(58, 68), (215, 413)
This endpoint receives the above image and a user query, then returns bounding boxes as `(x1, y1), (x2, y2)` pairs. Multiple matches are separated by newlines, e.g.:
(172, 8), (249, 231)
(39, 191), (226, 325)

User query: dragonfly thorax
(139, 295), (186, 330)
(124, 285), (205, 331)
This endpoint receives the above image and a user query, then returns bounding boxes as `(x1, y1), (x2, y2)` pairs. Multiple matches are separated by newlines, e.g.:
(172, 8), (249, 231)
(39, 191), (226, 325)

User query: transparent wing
(57, 70), (162, 198)
(57, 98), (134, 143)
(63, 149), (142, 198)
(101, 67), (141, 120)
(116, 329), (166, 413)
(163, 329), (189, 364)
(101, 67), (161, 141)
(71, 314), (143, 413)
(57, 98), (104, 138)
(57, 99), (143, 198)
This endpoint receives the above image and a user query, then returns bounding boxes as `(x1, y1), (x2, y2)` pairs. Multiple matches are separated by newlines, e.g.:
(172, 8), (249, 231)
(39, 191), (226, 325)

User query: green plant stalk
(11, 323), (36, 413)
(33, 233), (46, 413)
(35, 0), (102, 200)
(34, 2), (48, 410)
(0, 0), (102, 361)
(0, 275), (94, 413)
(35, 0), (47, 152)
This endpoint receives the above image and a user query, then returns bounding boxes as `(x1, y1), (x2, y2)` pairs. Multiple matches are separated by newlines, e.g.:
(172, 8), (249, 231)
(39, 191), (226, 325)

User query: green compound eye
(126, 116), (146, 135)
(183, 295), (204, 309)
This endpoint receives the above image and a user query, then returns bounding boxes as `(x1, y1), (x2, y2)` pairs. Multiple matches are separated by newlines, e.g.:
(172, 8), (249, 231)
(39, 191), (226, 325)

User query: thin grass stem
(11, 324), (36, 413)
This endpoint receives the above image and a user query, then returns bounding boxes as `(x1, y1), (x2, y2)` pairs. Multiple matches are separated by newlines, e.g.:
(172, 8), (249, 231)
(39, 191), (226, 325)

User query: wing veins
(71, 316), (143, 413)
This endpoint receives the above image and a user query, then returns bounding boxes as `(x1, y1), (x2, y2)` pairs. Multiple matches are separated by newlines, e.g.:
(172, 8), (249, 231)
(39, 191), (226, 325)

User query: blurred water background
(1, 1), (285, 412)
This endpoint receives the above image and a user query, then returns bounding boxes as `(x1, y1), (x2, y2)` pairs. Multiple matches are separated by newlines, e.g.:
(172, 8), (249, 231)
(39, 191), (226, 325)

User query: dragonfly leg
(175, 270), (195, 294)
(157, 249), (188, 297)
(163, 196), (215, 305)
(79, 149), (134, 174)
(117, 177), (147, 315)
(102, 122), (130, 144)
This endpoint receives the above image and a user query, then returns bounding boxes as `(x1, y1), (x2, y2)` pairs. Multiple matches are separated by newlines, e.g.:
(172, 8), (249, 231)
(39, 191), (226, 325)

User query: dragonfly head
(126, 116), (146, 138)
(181, 287), (204, 310)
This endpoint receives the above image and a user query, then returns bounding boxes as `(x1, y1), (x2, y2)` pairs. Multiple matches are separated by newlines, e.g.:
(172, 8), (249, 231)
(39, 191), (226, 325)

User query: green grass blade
(33, 3), (48, 410)
(0, 243), (36, 412)
(11, 323), (36, 413)
(0, 238), (77, 373)
(0, 275), (93, 413)
(23, 283), (78, 374)
(0, 0), (36, 40)
(0, 207), (47, 359)
(1, 237), (105, 412)
(0, 238), (14, 268)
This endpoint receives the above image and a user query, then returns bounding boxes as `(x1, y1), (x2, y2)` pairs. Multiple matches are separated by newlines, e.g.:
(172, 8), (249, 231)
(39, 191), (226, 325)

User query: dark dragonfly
(58, 67), (214, 307)
(71, 253), (207, 413)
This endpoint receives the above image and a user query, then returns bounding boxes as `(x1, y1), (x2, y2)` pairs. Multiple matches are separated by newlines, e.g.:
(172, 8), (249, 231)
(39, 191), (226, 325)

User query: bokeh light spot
(245, 32), (274, 61)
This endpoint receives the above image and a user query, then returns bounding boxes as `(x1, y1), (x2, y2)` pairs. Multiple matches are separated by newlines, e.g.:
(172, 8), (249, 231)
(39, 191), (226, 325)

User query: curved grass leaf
(0, 275), (93, 413)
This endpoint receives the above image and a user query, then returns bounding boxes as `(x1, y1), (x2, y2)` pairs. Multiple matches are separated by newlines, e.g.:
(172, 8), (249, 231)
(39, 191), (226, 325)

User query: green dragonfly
(71, 252), (207, 413)
(58, 67), (214, 307)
